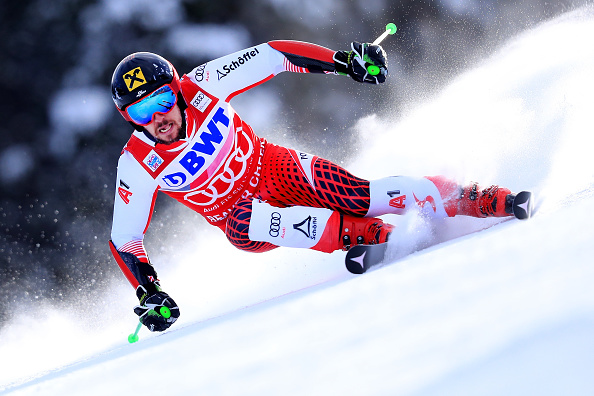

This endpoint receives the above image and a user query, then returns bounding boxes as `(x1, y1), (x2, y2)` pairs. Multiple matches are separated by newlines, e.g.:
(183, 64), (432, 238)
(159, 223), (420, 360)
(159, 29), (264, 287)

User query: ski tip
(345, 244), (389, 274)
(346, 262), (367, 274)
(346, 248), (367, 274)
(512, 191), (533, 220)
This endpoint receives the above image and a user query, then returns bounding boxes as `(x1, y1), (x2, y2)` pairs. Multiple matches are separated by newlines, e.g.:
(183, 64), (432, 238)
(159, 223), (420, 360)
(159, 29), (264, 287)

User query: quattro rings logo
(269, 212), (281, 237)
(194, 64), (207, 82)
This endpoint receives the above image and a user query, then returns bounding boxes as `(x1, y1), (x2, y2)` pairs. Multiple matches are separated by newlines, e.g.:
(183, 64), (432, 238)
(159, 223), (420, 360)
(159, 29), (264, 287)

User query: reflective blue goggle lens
(126, 85), (177, 126)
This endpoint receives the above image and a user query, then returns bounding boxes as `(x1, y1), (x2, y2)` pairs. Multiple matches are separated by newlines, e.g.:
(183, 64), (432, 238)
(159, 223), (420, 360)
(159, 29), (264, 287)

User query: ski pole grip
(127, 306), (171, 344)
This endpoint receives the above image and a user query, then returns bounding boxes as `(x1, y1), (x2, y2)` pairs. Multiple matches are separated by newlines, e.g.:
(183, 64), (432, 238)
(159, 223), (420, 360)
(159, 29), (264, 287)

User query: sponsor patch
(389, 195), (406, 209)
(123, 67), (146, 91)
(162, 106), (229, 188)
(217, 47), (260, 80)
(143, 150), (164, 172)
(118, 180), (132, 204)
(293, 215), (318, 240)
(191, 90), (212, 112)
(269, 212), (282, 237)
(194, 64), (208, 82)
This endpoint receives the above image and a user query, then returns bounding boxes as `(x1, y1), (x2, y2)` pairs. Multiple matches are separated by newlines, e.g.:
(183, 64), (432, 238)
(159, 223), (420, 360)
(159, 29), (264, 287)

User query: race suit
(109, 41), (457, 288)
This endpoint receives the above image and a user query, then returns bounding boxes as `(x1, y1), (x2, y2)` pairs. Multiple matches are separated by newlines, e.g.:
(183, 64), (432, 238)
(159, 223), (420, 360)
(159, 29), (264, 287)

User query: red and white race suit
(109, 41), (463, 288)
(110, 41), (343, 287)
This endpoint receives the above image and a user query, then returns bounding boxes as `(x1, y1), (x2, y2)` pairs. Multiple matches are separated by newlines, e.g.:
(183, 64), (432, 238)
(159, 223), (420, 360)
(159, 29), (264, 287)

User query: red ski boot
(458, 183), (515, 218)
(312, 213), (394, 253)
(340, 215), (394, 251)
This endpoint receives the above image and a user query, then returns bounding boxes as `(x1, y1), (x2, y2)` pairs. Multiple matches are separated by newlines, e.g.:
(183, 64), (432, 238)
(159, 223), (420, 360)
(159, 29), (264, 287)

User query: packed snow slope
(2, 7), (594, 396)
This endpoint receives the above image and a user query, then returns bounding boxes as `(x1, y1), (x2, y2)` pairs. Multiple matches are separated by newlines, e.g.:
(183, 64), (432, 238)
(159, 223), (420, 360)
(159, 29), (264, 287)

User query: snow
(2, 7), (594, 396)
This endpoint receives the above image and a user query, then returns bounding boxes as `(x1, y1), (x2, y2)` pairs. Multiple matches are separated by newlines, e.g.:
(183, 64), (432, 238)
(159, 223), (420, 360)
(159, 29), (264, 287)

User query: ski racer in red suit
(110, 40), (519, 332)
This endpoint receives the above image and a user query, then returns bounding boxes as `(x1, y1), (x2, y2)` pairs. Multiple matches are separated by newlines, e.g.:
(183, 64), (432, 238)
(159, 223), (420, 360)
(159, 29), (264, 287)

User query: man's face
(144, 104), (184, 144)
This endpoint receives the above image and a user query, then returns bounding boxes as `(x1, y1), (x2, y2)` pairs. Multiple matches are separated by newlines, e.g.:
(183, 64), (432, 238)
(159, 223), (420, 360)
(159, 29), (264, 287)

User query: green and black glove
(334, 42), (388, 84)
(133, 281), (180, 332)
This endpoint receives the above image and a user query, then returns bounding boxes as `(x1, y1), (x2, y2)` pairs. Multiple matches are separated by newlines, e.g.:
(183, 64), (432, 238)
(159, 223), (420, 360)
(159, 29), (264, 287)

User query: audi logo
(194, 64), (207, 82)
(269, 212), (281, 237)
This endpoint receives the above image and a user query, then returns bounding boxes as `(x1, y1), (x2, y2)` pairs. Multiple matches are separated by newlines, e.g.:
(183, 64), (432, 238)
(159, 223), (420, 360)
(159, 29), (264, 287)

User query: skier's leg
(257, 144), (370, 216)
(253, 145), (513, 254)
(225, 198), (278, 253)
(427, 176), (514, 218)
(254, 145), (391, 252)
(367, 176), (456, 218)
(457, 182), (514, 218)
(368, 175), (514, 218)
(246, 200), (393, 253)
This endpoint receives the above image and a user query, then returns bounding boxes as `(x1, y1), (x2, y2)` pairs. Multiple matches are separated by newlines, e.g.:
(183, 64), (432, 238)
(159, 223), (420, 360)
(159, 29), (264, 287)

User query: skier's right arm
(110, 151), (180, 332)
(110, 150), (158, 289)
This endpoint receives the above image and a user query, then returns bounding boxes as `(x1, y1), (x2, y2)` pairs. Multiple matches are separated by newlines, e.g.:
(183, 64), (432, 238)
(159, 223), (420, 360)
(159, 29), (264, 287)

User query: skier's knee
(225, 199), (278, 253)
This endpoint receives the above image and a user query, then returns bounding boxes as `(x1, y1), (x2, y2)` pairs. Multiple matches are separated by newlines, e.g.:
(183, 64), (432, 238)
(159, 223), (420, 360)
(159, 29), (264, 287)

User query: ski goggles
(125, 85), (178, 126)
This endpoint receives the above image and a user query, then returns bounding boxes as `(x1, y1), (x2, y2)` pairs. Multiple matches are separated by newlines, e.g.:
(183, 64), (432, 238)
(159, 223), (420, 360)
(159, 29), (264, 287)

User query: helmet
(111, 52), (181, 128)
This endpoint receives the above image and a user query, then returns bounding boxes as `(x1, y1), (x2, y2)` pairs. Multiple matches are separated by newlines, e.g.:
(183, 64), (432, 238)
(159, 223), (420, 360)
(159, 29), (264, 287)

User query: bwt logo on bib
(162, 107), (230, 188)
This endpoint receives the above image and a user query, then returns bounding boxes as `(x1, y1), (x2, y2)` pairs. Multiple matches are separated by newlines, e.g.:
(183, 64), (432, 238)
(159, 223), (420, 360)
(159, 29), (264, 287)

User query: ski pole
(128, 306), (171, 343)
(372, 22), (397, 46)
(367, 22), (398, 76)
(128, 321), (142, 343)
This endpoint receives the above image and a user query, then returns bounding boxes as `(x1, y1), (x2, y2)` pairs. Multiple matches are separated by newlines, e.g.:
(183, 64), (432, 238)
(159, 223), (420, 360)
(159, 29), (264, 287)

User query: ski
(345, 243), (388, 274)
(511, 191), (533, 220)
(345, 191), (533, 274)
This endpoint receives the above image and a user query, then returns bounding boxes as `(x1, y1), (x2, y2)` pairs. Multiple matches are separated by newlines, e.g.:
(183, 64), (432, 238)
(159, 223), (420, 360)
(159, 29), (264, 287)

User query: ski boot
(312, 213), (394, 253)
(458, 183), (515, 218)
(340, 215), (394, 251)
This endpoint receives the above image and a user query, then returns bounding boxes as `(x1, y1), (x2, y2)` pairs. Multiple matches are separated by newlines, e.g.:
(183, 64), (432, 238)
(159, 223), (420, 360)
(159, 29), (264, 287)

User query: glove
(133, 281), (180, 332)
(334, 42), (388, 84)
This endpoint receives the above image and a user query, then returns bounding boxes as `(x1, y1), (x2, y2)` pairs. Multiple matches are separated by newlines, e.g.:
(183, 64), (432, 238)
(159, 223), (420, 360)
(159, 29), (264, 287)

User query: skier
(110, 40), (521, 332)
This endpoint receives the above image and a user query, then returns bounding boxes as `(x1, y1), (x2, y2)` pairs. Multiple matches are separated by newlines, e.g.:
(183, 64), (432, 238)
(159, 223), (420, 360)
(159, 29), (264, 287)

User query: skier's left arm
(269, 40), (388, 84)
(186, 40), (388, 100)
